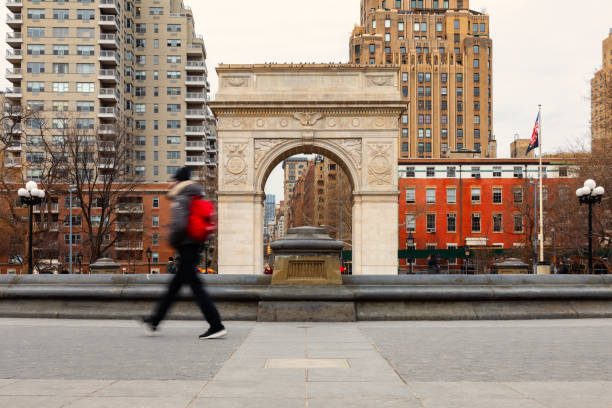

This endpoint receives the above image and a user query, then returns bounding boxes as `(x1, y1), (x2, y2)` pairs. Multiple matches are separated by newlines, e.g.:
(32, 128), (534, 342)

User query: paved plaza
(1, 318), (612, 407)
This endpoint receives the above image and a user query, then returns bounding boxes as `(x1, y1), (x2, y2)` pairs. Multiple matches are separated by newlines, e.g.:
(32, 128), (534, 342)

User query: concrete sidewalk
(1, 318), (612, 407)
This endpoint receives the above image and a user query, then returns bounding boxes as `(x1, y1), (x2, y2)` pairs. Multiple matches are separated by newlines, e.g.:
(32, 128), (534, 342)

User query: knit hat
(173, 166), (191, 182)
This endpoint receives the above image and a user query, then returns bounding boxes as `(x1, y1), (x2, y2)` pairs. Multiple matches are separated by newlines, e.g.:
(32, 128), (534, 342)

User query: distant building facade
(349, 0), (496, 159)
(591, 29), (612, 148)
(398, 158), (576, 271)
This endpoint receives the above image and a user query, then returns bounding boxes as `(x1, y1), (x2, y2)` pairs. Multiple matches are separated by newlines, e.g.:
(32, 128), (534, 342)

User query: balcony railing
(98, 69), (120, 80)
(186, 61), (206, 68)
(4, 158), (21, 167)
(185, 92), (206, 100)
(115, 241), (143, 250)
(5, 87), (22, 95)
(98, 107), (119, 116)
(98, 141), (116, 151)
(186, 141), (206, 148)
(6, 32), (22, 40)
(185, 126), (205, 134)
(186, 75), (206, 82)
(98, 88), (120, 99)
(99, 50), (120, 63)
(99, 33), (120, 46)
(185, 109), (206, 116)
(98, 124), (117, 134)
(6, 68), (22, 77)
(115, 222), (144, 231)
(6, 13), (22, 23)
(6, 49), (23, 58)
(186, 156), (206, 163)
(33, 203), (59, 213)
(116, 203), (144, 213)
(99, 15), (118, 25)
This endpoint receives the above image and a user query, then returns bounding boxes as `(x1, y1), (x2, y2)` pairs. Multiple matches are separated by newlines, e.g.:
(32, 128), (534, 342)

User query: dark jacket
(167, 180), (205, 249)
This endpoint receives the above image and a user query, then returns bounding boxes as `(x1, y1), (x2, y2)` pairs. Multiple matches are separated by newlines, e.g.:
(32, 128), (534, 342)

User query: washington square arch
(210, 64), (405, 275)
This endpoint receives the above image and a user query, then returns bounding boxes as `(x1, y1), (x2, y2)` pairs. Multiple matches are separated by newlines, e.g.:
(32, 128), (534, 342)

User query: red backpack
(186, 196), (216, 242)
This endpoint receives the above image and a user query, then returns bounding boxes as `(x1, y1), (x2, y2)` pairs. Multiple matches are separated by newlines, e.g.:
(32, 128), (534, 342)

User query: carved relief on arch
(367, 143), (392, 185)
(337, 138), (362, 170)
(254, 139), (286, 169)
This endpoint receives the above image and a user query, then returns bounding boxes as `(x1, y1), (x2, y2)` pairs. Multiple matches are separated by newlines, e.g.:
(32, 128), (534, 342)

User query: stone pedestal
(89, 258), (121, 275)
(271, 227), (343, 285)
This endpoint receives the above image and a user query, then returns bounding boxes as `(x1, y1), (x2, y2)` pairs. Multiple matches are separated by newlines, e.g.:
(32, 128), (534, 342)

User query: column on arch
(217, 192), (264, 275)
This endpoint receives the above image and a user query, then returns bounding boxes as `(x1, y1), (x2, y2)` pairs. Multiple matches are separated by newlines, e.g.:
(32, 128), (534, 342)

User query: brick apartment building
(0, 183), (180, 275)
(399, 158), (577, 270)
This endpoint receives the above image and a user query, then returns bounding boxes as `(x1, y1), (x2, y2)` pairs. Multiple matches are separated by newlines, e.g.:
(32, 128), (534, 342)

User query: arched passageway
(210, 64), (404, 275)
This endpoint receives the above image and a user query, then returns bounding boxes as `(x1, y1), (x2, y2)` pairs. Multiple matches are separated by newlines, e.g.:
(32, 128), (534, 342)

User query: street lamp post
(576, 179), (605, 275)
(407, 232), (415, 274)
(76, 252), (83, 274)
(18, 182), (45, 274)
(551, 227), (557, 274)
(146, 247), (152, 275)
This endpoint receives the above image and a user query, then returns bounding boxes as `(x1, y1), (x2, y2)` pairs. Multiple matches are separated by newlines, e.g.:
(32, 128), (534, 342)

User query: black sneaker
(141, 317), (158, 336)
(199, 326), (227, 340)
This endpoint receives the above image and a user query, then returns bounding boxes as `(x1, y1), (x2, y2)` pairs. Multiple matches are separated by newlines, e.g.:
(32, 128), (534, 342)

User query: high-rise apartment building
(4, 0), (217, 193)
(282, 157), (310, 201)
(285, 156), (353, 246)
(348, 0), (495, 159)
(591, 29), (612, 147)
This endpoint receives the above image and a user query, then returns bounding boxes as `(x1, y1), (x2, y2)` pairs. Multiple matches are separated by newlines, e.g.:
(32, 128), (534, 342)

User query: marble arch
(210, 64), (405, 275)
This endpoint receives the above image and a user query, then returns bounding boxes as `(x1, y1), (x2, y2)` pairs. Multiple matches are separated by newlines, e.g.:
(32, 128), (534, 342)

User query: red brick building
(399, 158), (577, 271)
(0, 183), (179, 275)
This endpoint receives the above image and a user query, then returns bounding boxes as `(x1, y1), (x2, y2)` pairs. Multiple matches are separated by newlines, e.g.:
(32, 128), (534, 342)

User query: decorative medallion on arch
(368, 143), (393, 185)
(223, 143), (248, 186)
(210, 64), (405, 276)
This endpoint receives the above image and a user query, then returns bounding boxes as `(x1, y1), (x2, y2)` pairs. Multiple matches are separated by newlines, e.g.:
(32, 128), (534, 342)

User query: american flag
(526, 112), (540, 155)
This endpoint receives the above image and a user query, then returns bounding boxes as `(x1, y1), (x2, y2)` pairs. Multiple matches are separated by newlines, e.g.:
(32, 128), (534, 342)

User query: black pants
(151, 244), (222, 329)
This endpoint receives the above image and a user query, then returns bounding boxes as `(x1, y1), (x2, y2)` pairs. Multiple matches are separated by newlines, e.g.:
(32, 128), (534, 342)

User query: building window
(513, 166), (523, 178)
(558, 166), (569, 177)
(426, 167), (435, 177)
(492, 166), (502, 178)
(447, 213), (456, 233)
(471, 167), (480, 178)
(493, 188), (502, 204)
(406, 167), (415, 177)
(152, 215), (160, 227)
(493, 214), (503, 233)
(513, 188), (523, 204)
(446, 166), (456, 178)
(426, 188), (436, 204)
(447, 187), (456, 204)
(406, 188), (416, 204)
(427, 214), (436, 233)
(406, 214), (416, 232)
(402, 142), (409, 152)
(471, 214), (481, 233)
(471, 187), (481, 203)
(514, 215), (523, 233)
(152, 197), (159, 208)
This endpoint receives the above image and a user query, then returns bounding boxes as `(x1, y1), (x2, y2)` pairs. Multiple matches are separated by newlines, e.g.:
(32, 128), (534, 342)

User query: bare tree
(38, 112), (140, 264)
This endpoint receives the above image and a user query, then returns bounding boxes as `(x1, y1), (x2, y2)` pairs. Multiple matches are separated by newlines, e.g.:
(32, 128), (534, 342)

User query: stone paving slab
(2, 319), (612, 407)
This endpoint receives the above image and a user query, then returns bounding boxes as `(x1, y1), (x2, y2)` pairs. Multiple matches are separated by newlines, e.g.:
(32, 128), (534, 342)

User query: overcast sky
(2, 1), (609, 202)
(187, 0), (611, 201)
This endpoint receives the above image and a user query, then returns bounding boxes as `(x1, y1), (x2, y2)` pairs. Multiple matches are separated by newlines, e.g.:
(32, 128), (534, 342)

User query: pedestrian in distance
(142, 166), (226, 340)
(427, 254), (441, 274)
(558, 260), (570, 275)
(166, 257), (177, 274)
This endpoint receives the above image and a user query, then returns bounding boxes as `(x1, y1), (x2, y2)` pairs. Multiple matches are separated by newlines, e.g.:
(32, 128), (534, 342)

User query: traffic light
(267, 245), (271, 255)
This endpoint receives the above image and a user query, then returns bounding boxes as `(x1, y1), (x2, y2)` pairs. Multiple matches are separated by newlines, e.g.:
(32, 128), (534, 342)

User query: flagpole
(538, 104), (545, 265)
